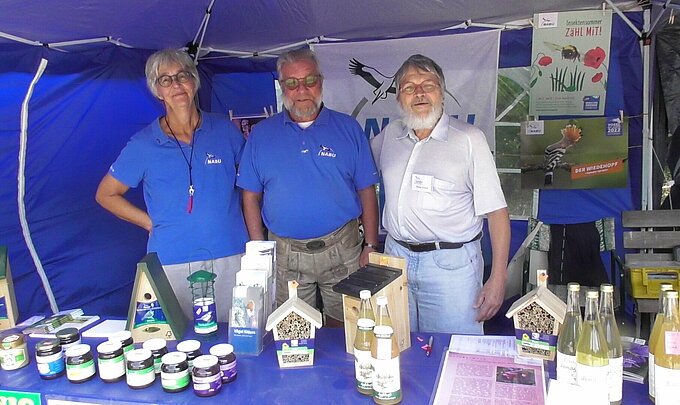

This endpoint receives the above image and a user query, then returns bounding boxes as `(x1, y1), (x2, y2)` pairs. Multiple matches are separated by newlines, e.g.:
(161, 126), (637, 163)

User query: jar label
(664, 331), (680, 355)
(161, 369), (190, 389)
(220, 359), (237, 380)
(193, 373), (222, 395)
(576, 363), (608, 387)
(354, 348), (373, 390)
(99, 355), (125, 380)
(66, 359), (96, 381)
(153, 357), (162, 373)
(655, 364), (680, 403)
(127, 365), (155, 386)
(556, 352), (577, 385)
(1, 348), (27, 369)
(37, 352), (65, 376)
(607, 356), (623, 402)
(372, 357), (401, 401)
(649, 352), (656, 397)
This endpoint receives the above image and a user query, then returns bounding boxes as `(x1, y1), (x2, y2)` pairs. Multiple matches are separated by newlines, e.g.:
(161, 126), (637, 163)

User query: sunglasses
(400, 81), (440, 95)
(281, 74), (321, 90)
(157, 71), (193, 87)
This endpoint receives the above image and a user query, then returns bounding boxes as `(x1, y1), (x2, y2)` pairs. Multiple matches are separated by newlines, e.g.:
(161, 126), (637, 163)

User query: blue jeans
(385, 235), (484, 335)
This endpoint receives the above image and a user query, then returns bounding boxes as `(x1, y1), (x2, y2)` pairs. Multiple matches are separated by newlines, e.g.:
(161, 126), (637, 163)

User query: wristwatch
(363, 242), (378, 249)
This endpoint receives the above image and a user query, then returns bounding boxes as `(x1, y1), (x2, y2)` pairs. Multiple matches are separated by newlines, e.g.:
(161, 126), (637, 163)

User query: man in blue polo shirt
(237, 48), (380, 327)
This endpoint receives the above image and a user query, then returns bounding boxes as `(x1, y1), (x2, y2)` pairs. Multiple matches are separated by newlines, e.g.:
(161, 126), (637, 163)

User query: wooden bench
(622, 210), (680, 338)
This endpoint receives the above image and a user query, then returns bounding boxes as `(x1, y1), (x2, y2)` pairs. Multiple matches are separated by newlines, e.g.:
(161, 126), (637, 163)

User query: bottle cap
(142, 338), (167, 351)
(127, 348), (152, 362)
(660, 283), (674, 291)
(567, 282), (580, 291)
(161, 351), (187, 365)
(665, 290), (679, 299)
(65, 343), (91, 358)
(357, 318), (376, 328)
(373, 325), (394, 337)
(193, 354), (218, 369)
(97, 340), (122, 354)
(376, 296), (388, 306)
(109, 330), (132, 342)
(209, 343), (234, 357)
(600, 283), (614, 293)
(177, 339), (201, 353)
(360, 290), (371, 300)
(56, 327), (80, 340)
(586, 290), (599, 299)
(36, 339), (61, 353)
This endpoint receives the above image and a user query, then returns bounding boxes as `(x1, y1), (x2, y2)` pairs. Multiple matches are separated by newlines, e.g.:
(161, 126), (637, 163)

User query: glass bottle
(557, 282), (582, 385)
(653, 290), (680, 403)
(354, 317), (375, 396)
(359, 290), (376, 322)
(370, 325), (401, 404)
(599, 283), (622, 405)
(648, 283), (674, 402)
(375, 296), (392, 328)
(576, 289), (609, 391)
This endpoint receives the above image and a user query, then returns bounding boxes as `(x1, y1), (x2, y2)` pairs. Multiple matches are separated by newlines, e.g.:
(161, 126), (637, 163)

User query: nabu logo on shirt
(205, 153), (222, 164)
(318, 145), (336, 158)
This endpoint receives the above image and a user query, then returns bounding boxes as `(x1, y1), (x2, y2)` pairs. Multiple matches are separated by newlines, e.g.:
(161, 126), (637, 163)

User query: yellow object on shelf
(629, 267), (680, 298)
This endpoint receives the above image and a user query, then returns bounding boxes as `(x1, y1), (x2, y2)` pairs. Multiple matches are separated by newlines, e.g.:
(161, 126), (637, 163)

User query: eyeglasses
(400, 81), (440, 95)
(157, 71), (193, 87)
(281, 74), (321, 90)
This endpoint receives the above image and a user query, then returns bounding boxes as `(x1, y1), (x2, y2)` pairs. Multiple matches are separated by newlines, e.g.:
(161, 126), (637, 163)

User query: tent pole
(18, 58), (60, 314)
(605, 0), (643, 37)
(641, 9), (653, 210)
(0, 31), (42, 46)
(192, 0), (216, 64)
(649, 0), (672, 33)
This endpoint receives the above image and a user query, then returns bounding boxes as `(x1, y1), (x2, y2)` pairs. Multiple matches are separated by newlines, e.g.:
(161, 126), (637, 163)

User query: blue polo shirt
(109, 112), (248, 265)
(237, 106), (379, 239)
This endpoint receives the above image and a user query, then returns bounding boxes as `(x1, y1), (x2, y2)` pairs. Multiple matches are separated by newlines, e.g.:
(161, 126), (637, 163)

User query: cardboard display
(125, 253), (188, 343)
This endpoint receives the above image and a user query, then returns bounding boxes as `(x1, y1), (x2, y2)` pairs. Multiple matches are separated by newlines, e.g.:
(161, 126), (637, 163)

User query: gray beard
(399, 102), (443, 131)
(284, 96), (323, 120)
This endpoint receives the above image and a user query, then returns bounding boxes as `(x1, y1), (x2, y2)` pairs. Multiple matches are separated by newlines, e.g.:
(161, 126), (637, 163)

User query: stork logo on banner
(347, 58), (461, 117)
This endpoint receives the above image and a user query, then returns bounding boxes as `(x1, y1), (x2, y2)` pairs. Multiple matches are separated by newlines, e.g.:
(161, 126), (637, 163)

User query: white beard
(399, 102), (443, 131)
(283, 94), (323, 120)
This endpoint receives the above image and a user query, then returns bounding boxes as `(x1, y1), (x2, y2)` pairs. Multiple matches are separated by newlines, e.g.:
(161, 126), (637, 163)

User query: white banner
(312, 30), (500, 150)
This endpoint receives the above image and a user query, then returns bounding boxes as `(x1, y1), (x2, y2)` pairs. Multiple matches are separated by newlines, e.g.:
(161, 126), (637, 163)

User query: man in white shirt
(371, 54), (510, 334)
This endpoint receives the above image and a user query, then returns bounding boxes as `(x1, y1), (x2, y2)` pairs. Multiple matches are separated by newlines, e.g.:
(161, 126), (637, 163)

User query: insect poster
(520, 116), (628, 190)
(529, 10), (612, 116)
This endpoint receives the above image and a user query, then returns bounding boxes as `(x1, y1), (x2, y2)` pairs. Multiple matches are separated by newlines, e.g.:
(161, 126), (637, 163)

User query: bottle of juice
(653, 290), (680, 404)
(359, 289), (376, 322)
(354, 316), (375, 395)
(557, 282), (582, 385)
(648, 283), (673, 402)
(599, 283), (622, 405)
(371, 325), (401, 404)
(576, 289), (609, 392)
(375, 296), (392, 328)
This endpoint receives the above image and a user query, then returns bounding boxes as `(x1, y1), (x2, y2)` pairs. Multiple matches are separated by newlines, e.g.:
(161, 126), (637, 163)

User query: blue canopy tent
(0, 0), (667, 319)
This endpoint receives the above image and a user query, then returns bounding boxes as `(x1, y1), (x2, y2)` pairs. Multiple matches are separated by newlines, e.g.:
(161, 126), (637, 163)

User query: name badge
(412, 174), (433, 192)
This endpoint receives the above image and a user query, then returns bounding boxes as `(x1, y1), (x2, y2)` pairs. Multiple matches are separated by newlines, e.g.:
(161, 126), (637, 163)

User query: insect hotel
(505, 272), (566, 361)
(265, 281), (322, 368)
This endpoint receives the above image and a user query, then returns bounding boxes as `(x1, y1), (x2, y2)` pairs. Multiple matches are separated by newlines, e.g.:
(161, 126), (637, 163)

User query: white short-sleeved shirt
(371, 114), (507, 243)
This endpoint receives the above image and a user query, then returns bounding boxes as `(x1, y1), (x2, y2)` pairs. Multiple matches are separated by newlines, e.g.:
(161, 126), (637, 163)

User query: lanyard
(164, 115), (198, 213)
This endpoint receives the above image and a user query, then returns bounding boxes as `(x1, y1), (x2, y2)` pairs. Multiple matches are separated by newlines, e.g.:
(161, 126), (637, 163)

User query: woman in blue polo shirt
(96, 49), (248, 322)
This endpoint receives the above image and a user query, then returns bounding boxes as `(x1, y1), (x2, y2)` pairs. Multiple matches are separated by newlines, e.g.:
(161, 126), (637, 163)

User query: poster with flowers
(520, 116), (628, 189)
(529, 10), (612, 116)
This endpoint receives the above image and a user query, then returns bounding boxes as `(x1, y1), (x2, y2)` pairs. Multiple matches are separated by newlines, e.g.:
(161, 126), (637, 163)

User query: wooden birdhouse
(0, 246), (19, 331)
(505, 271), (566, 361)
(265, 281), (322, 368)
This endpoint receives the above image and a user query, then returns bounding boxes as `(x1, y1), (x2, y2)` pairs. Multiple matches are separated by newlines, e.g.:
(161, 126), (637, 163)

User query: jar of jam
(142, 338), (167, 375)
(35, 338), (65, 379)
(126, 348), (155, 389)
(0, 333), (29, 371)
(160, 351), (190, 393)
(176, 339), (202, 372)
(209, 343), (237, 383)
(56, 327), (81, 352)
(97, 340), (125, 383)
(108, 330), (134, 353)
(192, 354), (222, 397)
(65, 344), (96, 383)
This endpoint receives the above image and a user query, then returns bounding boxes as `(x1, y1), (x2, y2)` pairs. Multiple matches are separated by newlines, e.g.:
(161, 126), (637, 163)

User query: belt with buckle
(394, 232), (482, 253)
(305, 240), (326, 250)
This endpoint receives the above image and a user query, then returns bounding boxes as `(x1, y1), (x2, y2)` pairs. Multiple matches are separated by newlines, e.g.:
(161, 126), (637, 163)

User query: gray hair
(394, 54), (446, 93)
(145, 49), (200, 98)
(276, 48), (322, 79)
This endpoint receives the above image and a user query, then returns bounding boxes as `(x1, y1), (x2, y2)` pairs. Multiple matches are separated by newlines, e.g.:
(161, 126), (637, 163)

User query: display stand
(125, 253), (187, 343)
(0, 246), (19, 331)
